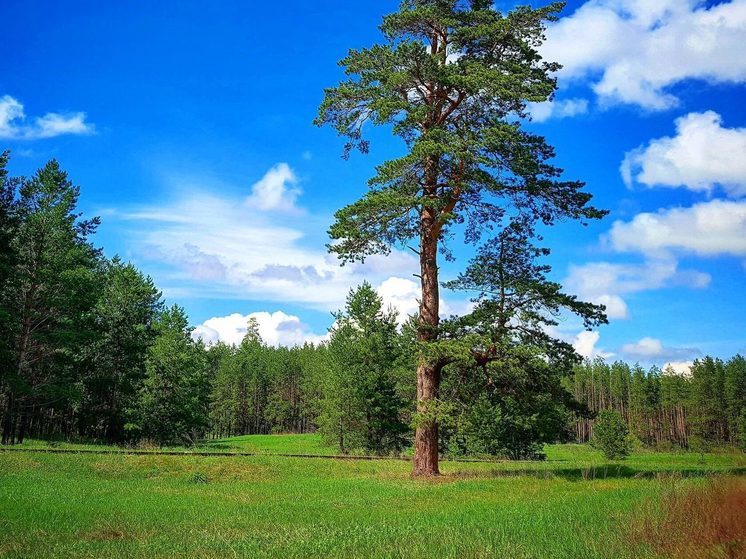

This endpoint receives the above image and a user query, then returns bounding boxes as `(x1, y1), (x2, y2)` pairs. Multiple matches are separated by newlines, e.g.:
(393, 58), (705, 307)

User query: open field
(1, 436), (745, 559)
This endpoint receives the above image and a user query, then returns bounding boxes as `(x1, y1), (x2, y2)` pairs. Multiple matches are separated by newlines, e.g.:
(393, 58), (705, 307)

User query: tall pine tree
(316, 0), (604, 474)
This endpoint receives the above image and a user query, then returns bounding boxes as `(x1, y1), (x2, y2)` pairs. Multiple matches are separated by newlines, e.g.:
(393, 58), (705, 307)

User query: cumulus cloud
(564, 257), (710, 320)
(377, 277), (421, 321)
(245, 163), (302, 213)
(0, 94), (94, 140)
(376, 276), (471, 324)
(662, 361), (694, 376)
(619, 336), (700, 362)
(608, 200), (746, 257)
(528, 98), (589, 122)
(543, 0), (746, 109)
(573, 330), (614, 360)
(193, 311), (327, 347)
(622, 112), (746, 197)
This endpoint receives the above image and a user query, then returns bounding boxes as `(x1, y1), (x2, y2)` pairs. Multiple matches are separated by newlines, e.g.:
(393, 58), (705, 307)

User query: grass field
(1, 436), (744, 558)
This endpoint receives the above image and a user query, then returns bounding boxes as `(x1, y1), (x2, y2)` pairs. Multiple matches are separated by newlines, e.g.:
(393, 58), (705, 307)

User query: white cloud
(564, 257), (710, 320)
(377, 277), (421, 321)
(573, 330), (614, 360)
(245, 163), (302, 213)
(619, 336), (700, 362)
(193, 311), (327, 347)
(662, 360), (694, 376)
(622, 112), (746, 197)
(118, 173), (457, 315)
(376, 276), (471, 324)
(608, 199), (746, 257)
(543, 0), (746, 109)
(528, 98), (589, 122)
(0, 94), (94, 140)
(592, 294), (629, 320)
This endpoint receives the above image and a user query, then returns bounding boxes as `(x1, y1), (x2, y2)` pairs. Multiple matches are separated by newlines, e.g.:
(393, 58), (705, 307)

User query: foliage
(318, 283), (409, 454)
(1, 158), (101, 444)
(592, 410), (632, 460)
(126, 306), (210, 445)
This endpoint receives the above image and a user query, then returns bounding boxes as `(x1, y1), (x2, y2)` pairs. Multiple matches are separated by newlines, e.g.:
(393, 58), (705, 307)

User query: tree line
(1, 153), (743, 456)
(568, 357), (746, 450)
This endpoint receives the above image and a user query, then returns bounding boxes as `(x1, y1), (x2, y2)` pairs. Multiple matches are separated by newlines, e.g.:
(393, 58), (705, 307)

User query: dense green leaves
(127, 306), (210, 445)
(592, 410), (631, 460)
(318, 283), (409, 454)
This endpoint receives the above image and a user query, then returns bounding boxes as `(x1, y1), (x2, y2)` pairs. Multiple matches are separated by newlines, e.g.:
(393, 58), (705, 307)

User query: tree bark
(413, 205), (441, 476)
(413, 362), (440, 476)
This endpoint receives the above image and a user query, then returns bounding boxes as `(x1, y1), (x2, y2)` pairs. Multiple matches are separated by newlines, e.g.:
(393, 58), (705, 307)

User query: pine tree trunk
(413, 214), (440, 476)
(413, 362), (440, 476)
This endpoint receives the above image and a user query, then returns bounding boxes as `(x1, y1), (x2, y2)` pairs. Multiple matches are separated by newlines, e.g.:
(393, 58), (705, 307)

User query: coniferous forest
(2, 153), (744, 456)
(2, 1), (746, 557)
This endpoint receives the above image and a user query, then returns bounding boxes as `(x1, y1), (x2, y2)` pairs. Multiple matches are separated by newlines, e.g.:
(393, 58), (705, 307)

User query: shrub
(593, 410), (632, 460)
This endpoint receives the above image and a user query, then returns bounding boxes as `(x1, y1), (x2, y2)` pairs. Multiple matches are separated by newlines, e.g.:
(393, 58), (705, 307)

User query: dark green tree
(592, 409), (631, 460)
(129, 305), (209, 445)
(2, 160), (100, 444)
(319, 283), (408, 454)
(444, 220), (606, 364)
(439, 222), (604, 458)
(316, 0), (604, 475)
(724, 355), (746, 445)
(81, 258), (162, 441)
(0, 152), (21, 425)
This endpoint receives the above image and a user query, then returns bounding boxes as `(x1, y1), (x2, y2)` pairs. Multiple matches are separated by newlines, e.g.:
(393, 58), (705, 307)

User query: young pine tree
(319, 283), (408, 455)
(593, 409), (632, 460)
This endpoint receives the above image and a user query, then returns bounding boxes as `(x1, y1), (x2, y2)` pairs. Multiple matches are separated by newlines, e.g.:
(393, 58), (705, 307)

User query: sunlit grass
(1, 436), (744, 558)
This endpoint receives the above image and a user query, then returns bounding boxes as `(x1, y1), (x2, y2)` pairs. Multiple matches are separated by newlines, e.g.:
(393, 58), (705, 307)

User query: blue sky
(2, 0), (745, 368)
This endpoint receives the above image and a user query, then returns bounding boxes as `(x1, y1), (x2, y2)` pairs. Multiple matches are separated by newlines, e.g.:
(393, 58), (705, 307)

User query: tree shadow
(450, 465), (746, 481)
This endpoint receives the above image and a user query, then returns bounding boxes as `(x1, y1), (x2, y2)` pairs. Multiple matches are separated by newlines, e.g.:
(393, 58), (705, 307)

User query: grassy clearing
(199, 433), (338, 455)
(1, 436), (744, 558)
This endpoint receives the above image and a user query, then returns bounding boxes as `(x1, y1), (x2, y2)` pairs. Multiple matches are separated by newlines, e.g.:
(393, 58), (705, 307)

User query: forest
(2, 1), (746, 556)
(2, 152), (744, 457)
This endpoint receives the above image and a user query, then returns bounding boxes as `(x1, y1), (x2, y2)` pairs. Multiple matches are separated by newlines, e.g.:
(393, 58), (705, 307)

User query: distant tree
(318, 283), (408, 455)
(129, 305), (209, 445)
(737, 409), (746, 453)
(316, 0), (605, 474)
(690, 357), (729, 444)
(593, 409), (631, 460)
(724, 355), (746, 445)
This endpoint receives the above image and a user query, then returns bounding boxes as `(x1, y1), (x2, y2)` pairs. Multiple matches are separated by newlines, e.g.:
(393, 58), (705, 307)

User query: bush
(592, 410), (632, 460)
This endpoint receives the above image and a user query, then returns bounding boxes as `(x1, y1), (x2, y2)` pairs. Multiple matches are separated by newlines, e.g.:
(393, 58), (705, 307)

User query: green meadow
(1, 435), (744, 559)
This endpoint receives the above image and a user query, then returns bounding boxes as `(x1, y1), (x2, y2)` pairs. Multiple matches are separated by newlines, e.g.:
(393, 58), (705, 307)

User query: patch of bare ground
(631, 476), (746, 559)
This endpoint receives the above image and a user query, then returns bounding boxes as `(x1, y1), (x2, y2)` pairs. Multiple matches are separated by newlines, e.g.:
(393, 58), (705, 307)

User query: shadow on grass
(450, 465), (746, 481)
